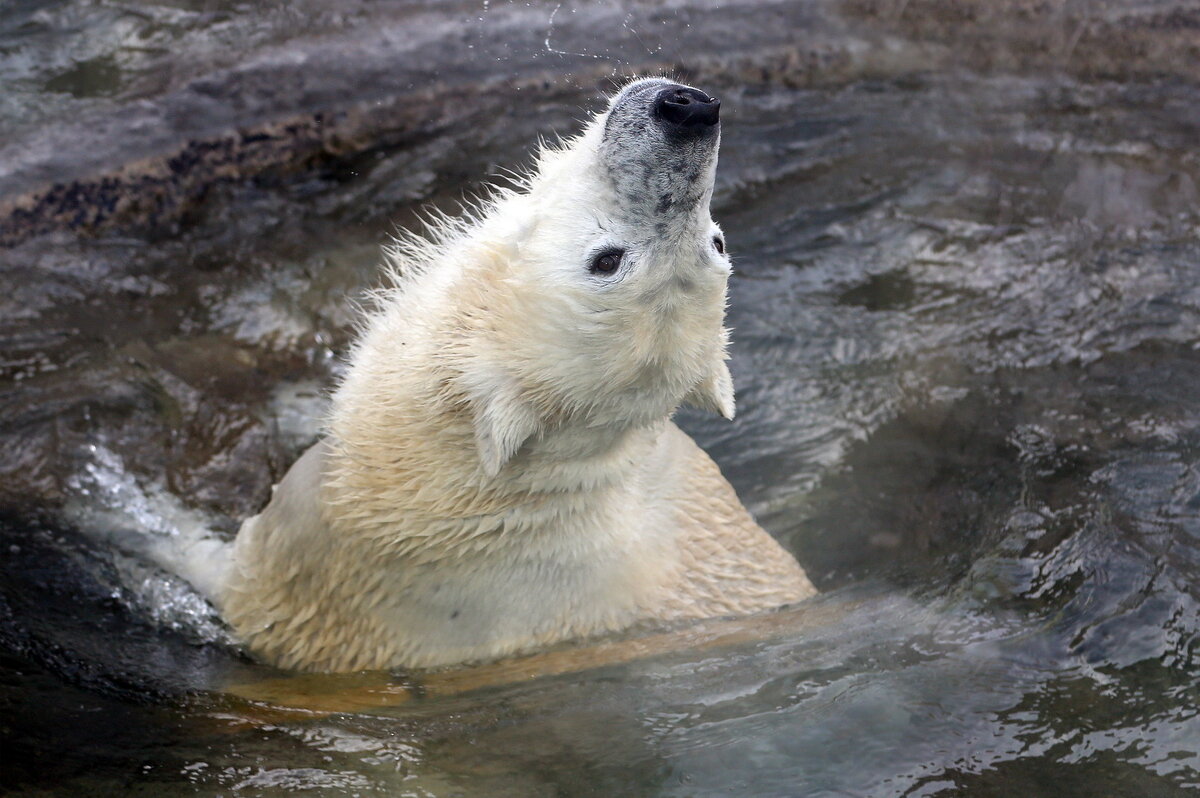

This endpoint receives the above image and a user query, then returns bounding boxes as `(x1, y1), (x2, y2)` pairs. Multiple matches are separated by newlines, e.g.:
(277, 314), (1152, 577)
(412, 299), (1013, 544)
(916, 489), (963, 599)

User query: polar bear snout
(596, 79), (722, 219)
(604, 80), (720, 141)
(652, 86), (720, 132)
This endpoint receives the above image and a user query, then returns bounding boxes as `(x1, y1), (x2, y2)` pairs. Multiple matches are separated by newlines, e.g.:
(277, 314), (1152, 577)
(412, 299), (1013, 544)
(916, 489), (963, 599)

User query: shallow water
(3, 1), (1200, 796)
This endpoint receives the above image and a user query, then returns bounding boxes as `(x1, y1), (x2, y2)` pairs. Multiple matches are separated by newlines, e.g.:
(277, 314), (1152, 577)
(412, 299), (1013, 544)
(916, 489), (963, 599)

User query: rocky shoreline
(3, 0), (1196, 245)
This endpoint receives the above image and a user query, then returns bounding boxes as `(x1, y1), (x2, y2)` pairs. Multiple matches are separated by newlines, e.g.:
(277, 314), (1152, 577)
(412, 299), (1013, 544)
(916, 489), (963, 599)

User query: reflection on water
(2, 2), (1200, 796)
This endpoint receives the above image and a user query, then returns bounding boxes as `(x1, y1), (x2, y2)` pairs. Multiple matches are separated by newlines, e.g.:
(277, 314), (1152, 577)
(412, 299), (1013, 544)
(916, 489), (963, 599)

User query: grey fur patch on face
(599, 79), (720, 230)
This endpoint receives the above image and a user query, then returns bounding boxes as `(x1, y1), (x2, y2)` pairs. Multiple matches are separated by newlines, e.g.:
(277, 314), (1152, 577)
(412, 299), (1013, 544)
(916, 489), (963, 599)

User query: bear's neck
(324, 393), (669, 564)
(512, 415), (665, 492)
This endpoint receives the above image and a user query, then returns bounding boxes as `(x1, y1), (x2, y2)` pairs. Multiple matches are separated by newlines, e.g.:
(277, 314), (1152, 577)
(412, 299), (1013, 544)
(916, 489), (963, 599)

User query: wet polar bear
(215, 79), (815, 672)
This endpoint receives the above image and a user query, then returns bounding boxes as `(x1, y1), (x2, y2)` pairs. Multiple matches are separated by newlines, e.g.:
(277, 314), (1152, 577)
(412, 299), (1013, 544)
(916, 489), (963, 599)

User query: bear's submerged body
(214, 79), (815, 672)
(223, 423), (812, 671)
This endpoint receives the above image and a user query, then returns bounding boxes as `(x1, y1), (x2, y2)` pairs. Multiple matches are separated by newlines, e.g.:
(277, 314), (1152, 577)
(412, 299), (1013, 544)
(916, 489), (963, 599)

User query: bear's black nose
(652, 86), (720, 132)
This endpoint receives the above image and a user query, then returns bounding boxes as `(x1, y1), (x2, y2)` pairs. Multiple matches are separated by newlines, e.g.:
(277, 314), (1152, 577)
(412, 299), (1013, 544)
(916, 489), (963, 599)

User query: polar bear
(213, 78), (815, 672)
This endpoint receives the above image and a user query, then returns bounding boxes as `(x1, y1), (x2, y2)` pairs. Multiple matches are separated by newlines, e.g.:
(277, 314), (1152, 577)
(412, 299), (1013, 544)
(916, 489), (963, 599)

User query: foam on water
(61, 443), (233, 644)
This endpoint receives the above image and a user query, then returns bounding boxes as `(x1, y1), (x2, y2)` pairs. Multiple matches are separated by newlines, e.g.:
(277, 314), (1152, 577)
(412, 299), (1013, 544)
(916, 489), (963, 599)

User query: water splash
(61, 443), (232, 641)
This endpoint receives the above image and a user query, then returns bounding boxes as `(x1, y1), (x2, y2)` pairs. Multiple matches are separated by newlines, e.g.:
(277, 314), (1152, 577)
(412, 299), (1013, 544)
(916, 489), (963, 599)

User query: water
(2, 1), (1199, 795)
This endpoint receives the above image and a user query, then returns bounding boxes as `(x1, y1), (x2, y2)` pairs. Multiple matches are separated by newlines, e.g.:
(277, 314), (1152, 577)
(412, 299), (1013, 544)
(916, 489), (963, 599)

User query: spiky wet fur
(218, 79), (815, 672)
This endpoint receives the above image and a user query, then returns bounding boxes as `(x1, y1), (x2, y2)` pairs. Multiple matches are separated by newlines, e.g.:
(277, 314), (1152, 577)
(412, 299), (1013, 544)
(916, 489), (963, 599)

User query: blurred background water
(1, 1), (1198, 795)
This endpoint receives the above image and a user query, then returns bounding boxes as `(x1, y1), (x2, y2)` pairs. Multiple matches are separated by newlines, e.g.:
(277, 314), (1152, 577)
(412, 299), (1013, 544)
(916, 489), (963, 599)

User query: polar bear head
(380, 79), (736, 476)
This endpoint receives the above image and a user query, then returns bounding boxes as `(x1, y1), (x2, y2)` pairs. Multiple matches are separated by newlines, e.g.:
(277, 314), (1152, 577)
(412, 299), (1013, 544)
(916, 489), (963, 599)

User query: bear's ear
(683, 360), (736, 420)
(469, 375), (541, 477)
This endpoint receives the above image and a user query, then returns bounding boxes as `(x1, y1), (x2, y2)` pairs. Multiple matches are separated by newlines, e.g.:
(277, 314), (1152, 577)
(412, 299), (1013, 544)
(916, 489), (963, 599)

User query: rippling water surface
(2, 2), (1199, 796)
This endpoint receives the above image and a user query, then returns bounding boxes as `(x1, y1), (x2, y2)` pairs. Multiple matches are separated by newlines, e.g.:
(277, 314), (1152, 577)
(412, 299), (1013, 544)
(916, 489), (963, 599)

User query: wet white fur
(215, 79), (815, 671)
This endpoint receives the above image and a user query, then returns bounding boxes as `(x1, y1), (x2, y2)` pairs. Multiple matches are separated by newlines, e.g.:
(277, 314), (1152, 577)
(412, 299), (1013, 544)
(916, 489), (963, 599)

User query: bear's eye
(712, 235), (725, 255)
(589, 248), (624, 275)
